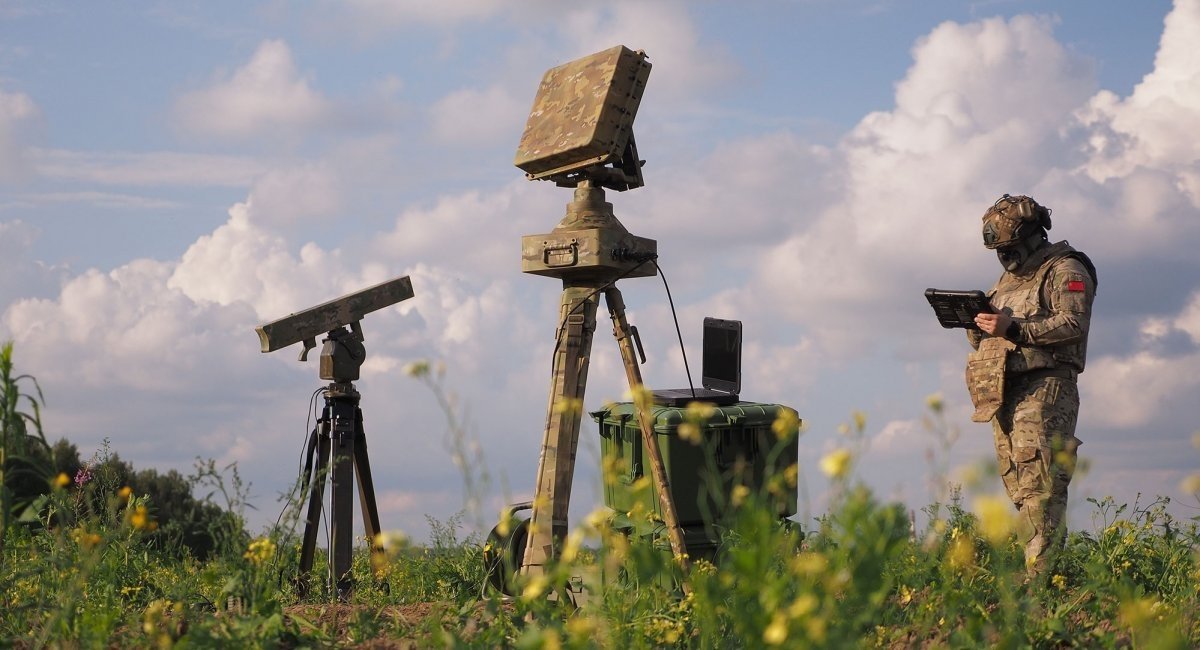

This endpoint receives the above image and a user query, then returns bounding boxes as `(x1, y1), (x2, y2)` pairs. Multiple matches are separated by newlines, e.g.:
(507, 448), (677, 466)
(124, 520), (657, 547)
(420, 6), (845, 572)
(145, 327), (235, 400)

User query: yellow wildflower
(1119, 596), (1161, 629)
(791, 552), (828, 577)
(947, 536), (974, 571)
(582, 507), (610, 533)
(771, 407), (801, 440)
(788, 593), (818, 618)
(685, 401), (717, 420)
(925, 393), (944, 413)
(72, 527), (102, 550)
(53, 473), (70, 489)
(677, 422), (702, 444)
(973, 495), (1015, 545)
(566, 615), (598, 642)
(852, 410), (867, 434)
(552, 397), (583, 416)
(1051, 574), (1067, 590)
(899, 585), (914, 606)
(782, 463), (799, 488)
(375, 530), (409, 557)
(1180, 474), (1200, 495)
(243, 537), (277, 566)
(129, 504), (152, 531)
(522, 574), (549, 602)
(731, 484), (750, 507)
(763, 612), (788, 645)
(819, 448), (852, 479)
(402, 360), (430, 378)
(804, 616), (828, 643)
(118, 486), (133, 502)
(560, 529), (583, 564)
(494, 512), (512, 537)
(1053, 450), (1077, 473)
(143, 599), (168, 635)
(626, 384), (655, 409)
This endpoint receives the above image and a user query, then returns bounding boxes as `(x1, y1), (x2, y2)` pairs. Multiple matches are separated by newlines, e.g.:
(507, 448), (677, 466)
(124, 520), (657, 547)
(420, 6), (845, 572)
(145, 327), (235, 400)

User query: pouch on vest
(965, 337), (1015, 422)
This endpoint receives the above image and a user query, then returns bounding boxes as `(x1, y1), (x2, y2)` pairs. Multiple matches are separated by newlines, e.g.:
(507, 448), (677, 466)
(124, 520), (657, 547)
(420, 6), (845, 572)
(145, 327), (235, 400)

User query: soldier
(966, 194), (1097, 575)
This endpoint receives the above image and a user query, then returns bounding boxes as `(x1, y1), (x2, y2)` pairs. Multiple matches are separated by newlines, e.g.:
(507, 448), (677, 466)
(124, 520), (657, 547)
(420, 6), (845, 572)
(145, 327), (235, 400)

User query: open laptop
(651, 317), (742, 407)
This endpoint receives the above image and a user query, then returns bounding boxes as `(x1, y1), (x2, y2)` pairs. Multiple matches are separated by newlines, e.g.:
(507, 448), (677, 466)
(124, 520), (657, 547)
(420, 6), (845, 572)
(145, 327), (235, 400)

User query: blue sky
(2, 0), (1198, 541)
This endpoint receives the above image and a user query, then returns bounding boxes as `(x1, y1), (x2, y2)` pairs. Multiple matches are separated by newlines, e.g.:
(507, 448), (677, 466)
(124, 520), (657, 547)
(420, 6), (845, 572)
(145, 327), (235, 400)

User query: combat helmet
(981, 194), (1052, 249)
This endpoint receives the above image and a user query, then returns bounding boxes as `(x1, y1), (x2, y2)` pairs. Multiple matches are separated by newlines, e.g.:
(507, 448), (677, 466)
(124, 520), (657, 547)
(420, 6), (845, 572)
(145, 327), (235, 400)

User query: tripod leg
(329, 397), (358, 599)
(521, 284), (600, 578)
(604, 287), (692, 590)
(298, 420), (332, 598)
(352, 410), (385, 575)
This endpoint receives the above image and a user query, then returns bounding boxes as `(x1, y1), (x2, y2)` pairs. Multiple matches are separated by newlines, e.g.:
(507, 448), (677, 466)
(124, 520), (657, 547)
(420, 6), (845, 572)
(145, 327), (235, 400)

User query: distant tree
(1, 342), (246, 559)
(48, 442), (247, 560)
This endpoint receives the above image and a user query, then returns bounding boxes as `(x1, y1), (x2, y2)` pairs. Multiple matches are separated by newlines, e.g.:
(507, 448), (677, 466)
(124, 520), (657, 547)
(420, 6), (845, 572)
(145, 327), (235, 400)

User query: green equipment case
(591, 401), (799, 529)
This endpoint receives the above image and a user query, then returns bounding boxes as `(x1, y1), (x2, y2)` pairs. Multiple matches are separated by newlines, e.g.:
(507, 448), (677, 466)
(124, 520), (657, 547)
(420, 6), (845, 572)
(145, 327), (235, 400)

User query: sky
(2, 0), (1198, 543)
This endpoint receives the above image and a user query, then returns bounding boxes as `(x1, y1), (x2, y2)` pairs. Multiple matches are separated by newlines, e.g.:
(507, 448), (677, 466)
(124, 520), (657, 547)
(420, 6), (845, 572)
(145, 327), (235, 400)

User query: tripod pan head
(320, 325), (366, 383)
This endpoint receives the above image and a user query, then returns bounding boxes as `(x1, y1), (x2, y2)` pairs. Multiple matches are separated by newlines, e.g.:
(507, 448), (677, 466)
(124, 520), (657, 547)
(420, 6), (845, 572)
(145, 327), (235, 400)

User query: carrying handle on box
(590, 408), (611, 428)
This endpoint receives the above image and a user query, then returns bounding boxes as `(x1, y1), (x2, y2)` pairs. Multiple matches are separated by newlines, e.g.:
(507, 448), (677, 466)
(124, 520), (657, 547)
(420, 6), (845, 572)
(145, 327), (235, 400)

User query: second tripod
(296, 327), (384, 600)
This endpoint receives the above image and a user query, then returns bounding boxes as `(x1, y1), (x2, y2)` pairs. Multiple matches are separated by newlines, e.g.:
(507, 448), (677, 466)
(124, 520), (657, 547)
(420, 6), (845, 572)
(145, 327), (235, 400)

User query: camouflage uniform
(966, 239), (1097, 573)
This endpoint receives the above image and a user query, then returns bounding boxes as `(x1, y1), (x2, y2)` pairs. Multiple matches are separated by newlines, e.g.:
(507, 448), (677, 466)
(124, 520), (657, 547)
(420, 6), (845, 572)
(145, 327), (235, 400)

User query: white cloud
(1174, 290), (1200, 343)
(0, 220), (63, 309)
(430, 84), (527, 146)
(167, 203), (380, 321)
(1084, 350), (1200, 429)
(173, 39), (333, 140)
(371, 179), (558, 278)
(1082, 289), (1200, 430)
(30, 149), (266, 187)
(240, 164), (343, 227)
(0, 88), (40, 181)
(1078, 0), (1200, 184)
(334, 0), (508, 28)
(557, 1), (739, 106)
(8, 261), (198, 383)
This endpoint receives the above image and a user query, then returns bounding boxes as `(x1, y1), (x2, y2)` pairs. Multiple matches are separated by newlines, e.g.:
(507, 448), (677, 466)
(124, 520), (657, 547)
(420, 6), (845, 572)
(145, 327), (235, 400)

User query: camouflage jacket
(967, 240), (1098, 374)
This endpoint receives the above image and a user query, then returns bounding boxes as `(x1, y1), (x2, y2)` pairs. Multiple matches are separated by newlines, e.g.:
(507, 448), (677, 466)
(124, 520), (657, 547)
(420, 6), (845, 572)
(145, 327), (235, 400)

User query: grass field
(2, 353), (1198, 647)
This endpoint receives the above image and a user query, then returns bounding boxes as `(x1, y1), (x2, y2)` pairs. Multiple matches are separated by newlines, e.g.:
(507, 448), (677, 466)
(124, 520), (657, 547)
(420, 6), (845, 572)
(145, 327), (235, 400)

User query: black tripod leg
(329, 398), (358, 599)
(298, 420), (332, 598)
(353, 409), (384, 574)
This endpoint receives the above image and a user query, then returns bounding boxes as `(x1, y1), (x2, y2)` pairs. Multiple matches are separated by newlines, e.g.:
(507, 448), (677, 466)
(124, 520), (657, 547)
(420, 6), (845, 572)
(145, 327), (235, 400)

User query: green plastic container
(591, 402), (799, 528)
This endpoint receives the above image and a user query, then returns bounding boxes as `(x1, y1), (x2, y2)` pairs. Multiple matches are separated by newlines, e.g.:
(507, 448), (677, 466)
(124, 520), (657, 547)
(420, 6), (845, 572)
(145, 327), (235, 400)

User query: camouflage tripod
(518, 182), (691, 592)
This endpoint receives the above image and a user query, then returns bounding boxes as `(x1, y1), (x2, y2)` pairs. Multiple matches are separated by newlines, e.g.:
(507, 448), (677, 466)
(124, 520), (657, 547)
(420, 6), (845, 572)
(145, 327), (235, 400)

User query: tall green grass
(0, 350), (1197, 647)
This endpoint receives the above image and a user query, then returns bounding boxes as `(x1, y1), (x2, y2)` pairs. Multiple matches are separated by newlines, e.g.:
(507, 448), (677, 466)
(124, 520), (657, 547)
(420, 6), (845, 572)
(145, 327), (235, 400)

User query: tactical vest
(965, 241), (1095, 422)
(988, 241), (1094, 374)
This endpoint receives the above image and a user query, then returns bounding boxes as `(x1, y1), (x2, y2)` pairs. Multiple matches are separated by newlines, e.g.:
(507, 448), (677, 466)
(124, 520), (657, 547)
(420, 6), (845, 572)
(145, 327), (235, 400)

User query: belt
(1012, 367), (1077, 383)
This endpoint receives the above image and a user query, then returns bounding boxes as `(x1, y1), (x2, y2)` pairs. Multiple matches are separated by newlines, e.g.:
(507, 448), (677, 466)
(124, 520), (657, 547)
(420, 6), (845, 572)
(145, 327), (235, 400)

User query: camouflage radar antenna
(496, 46), (692, 597)
(255, 276), (414, 601)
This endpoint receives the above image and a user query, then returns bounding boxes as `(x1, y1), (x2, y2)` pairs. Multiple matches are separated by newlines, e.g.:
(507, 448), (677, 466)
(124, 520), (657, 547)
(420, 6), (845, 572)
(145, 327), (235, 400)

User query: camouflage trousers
(991, 373), (1081, 574)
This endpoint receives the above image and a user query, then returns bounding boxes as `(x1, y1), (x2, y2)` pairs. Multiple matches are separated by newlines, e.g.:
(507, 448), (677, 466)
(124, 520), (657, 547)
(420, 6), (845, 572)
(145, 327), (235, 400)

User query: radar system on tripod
(255, 275), (414, 600)
(486, 45), (693, 597)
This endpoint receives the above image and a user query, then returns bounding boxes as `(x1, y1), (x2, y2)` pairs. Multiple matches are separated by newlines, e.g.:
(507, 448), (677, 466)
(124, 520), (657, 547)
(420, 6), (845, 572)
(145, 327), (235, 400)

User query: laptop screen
(701, 317), (741, 394)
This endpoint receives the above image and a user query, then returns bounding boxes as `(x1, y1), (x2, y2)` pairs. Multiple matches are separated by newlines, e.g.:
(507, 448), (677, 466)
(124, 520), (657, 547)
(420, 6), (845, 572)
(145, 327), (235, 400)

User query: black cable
(273, 386), (326, 589)
(544, 257), (655, 376)
(652, 259), (696, 396)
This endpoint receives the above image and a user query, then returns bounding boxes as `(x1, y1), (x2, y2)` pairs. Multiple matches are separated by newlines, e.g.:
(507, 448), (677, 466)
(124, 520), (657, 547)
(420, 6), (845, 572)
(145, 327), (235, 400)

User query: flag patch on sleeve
(1067, 280), (1086, 292)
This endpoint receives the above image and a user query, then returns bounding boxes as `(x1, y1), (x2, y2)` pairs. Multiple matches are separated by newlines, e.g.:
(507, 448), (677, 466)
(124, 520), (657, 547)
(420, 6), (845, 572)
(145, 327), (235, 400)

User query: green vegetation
(1, 343), (1198, 647)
